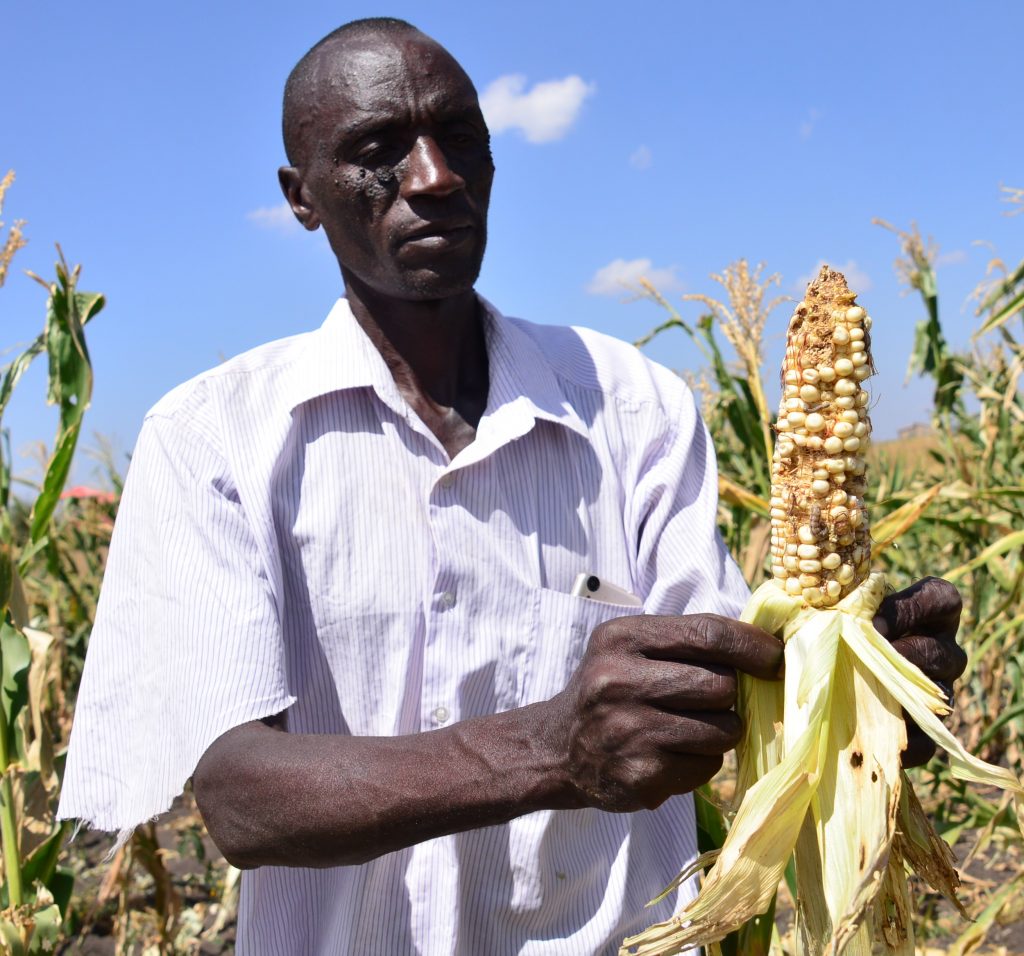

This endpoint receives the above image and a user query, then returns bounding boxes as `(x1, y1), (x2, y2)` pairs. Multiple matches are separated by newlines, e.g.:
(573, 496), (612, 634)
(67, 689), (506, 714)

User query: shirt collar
(475, 295), (588, 441)
(287, 297), (396, 407)
(287, 295), (588, 444)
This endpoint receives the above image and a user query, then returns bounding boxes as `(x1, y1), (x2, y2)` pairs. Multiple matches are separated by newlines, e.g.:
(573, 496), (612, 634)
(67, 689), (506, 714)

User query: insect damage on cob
(622, 266), (1024, 956)
(770, 268), (872, 608)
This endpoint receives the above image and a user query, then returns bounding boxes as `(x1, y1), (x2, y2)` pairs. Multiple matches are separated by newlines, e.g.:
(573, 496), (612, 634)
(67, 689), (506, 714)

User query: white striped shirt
(59, 296), (749, 955)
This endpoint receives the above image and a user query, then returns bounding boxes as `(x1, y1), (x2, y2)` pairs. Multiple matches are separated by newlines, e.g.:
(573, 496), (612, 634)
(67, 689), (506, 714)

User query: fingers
(634, 660), (737, 711)
(605, 614), (783, 681)
(872, 578), (967, 683)
(873, 577), (962, 641)
(655, 710), (744, 755)
(901, 714), (938, 769)
(890, 634), (967, 683)
(563, 614), (778, 812)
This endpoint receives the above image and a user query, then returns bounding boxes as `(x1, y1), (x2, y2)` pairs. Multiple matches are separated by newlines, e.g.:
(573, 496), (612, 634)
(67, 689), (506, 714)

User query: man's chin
(402, 273), (479, 302)
(375, 261), (484, 303)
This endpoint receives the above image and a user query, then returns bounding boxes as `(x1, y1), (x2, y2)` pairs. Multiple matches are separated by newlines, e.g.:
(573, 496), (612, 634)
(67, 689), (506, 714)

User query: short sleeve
(57, 413), (295, 842)
(632, 389), (750, 619)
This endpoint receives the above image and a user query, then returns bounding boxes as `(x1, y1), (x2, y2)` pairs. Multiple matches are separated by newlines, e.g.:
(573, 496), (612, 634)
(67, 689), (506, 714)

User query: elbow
(193, 723), (273, 870)
(192, 718), (384, 869)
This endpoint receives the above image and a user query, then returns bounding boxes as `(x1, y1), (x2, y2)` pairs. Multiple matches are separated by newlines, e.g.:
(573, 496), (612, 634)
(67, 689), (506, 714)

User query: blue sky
(3, 1), (1021, 484)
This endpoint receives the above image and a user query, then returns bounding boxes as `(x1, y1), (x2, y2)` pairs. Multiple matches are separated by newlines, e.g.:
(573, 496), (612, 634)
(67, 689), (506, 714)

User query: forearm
(193, 699), (576, 870)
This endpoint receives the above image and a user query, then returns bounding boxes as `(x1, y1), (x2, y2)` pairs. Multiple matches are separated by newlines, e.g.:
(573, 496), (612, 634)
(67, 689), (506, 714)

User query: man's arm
(193, 614), (783, 869)
(194, 577), (966, 870)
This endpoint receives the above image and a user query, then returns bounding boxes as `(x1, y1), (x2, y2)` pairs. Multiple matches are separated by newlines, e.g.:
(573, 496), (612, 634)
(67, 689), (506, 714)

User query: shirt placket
(423, 465), (462, 731)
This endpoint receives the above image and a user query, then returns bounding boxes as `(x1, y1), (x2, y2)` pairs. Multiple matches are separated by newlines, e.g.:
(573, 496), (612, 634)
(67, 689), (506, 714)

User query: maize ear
(622, 266), (1024, 956)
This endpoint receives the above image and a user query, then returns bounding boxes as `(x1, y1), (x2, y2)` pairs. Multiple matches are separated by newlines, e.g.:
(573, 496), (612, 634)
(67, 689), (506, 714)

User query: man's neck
(343, 278), (490, 459)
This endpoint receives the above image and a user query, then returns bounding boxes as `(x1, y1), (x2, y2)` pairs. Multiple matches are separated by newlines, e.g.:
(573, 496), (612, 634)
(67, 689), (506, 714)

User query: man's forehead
(307, 32), (474, 104)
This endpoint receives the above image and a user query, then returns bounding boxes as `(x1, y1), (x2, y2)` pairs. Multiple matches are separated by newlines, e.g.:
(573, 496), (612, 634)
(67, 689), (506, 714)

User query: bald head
(282, 18), (470, 168)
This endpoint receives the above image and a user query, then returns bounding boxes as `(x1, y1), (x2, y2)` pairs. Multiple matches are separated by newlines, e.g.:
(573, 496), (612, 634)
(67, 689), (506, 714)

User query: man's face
(285, 33), (494, 302)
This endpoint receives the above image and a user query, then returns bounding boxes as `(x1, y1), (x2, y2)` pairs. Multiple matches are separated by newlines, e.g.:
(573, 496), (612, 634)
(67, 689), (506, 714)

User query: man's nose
(400, 136), (465, 198)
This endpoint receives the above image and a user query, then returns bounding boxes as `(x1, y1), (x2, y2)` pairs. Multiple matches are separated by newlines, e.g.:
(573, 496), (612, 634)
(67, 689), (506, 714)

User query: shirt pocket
(503, 589), (645, 915)
(518, 588), (644, 707)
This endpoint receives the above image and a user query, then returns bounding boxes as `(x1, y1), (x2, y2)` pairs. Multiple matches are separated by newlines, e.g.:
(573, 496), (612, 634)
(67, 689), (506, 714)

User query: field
(2, 169), (1024, 952)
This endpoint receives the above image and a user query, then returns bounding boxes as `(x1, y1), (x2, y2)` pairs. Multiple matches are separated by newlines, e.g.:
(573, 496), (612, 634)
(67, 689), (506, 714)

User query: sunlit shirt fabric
(59, 297), (749, 956)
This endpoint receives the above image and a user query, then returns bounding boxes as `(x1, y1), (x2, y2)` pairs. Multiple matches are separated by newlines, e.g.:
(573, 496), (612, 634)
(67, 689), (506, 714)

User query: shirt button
(433, 706), (450, 725)
(439, 474), (455, 489)
(439, 590), (456, 609)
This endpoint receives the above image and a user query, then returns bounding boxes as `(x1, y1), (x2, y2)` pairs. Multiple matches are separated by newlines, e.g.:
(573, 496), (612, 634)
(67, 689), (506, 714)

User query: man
(59, 17), (966, 955)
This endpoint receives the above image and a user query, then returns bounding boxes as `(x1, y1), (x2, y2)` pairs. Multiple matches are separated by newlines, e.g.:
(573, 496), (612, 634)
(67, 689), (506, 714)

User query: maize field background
(2, 169), (1023, 953)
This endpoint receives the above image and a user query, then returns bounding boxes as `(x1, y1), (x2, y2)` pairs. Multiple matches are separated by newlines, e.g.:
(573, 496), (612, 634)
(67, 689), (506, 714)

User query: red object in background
(60, 486), (116, 503)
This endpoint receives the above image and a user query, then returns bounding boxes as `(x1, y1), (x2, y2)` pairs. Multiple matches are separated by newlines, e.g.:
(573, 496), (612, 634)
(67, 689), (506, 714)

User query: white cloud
(795, 259), (873, 295)
(799, 108), (823, 141)
(480, 74), (595, 144)
(246, 202), (303, 235)
(587, 258), (683, 297)
(629, 145), (652, 170)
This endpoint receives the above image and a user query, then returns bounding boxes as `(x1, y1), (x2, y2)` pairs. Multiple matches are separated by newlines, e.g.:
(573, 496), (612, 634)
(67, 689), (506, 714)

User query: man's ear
(278, 167), (321, 231)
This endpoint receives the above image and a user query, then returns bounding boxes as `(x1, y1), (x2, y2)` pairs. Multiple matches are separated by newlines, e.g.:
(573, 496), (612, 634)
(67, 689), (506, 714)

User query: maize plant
(0, 176), (104, 954)
(622, 266), (1024, 955)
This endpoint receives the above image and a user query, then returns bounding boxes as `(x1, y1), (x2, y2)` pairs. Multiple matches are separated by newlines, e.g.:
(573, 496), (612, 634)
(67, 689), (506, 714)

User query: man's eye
(444, 129), (485, 149)
(354, 144), (389, 163)
(349, 138), (403, 166)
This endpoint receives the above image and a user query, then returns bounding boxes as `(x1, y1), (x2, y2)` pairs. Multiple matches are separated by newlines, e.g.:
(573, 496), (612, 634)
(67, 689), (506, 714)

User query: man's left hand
(872, 576), (967, 768)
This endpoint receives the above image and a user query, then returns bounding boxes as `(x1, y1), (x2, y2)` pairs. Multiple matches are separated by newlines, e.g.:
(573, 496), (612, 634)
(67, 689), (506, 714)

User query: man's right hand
(546, 614), (784, 813)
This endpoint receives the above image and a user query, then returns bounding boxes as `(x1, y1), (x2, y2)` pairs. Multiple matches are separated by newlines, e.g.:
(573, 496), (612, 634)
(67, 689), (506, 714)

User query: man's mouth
(396, 221), (476, 252)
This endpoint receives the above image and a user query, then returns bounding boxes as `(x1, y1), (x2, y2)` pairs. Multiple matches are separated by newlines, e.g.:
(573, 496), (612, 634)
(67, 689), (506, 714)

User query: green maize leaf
(0, 336), (45, 420)
(46, 868), (74, 922)
(735, 898), (776, 956)
(0, 920), (26, 956)
(976, 257), (1024, 315)
(977, 698), (1024, 747)
(974, 262), (1024, 337)
(694, 785), (728, 864)
(25, 901), (62, 956)
(968, 611), (1024, 672)
(943, 528), (1024, 583)
(0, 431), (9, 513)
(0, 549), (11, 619)
(14, 539), (47, 582)
(0, 622), (31, 770)
(28, 426), (80, 545)
(19, 824), (67, 901)
(27, 261), (102, 545)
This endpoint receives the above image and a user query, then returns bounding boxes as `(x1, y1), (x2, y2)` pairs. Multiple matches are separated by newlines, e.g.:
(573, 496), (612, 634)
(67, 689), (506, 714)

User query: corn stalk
(0, 188), (104, 952)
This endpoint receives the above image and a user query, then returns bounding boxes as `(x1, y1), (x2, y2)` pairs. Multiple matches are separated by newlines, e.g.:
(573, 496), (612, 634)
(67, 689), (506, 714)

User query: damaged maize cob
(769, 270), (872, 608)
(622, 266), (1024, 956)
